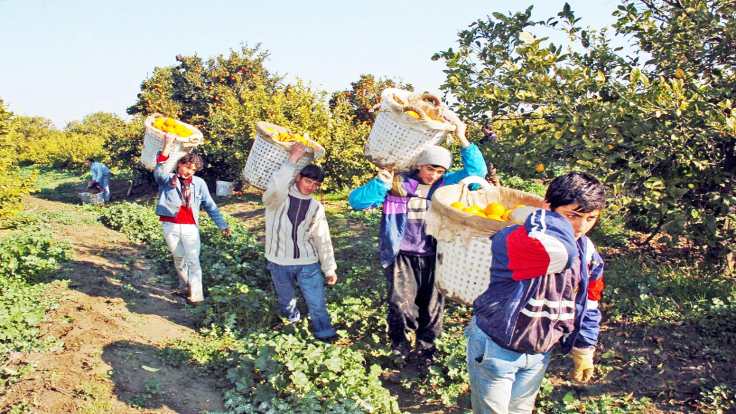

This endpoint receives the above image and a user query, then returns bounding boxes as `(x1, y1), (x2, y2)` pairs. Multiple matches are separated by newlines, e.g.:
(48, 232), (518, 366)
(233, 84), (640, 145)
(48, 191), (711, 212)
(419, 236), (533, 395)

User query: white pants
(161, 222), (203, 302)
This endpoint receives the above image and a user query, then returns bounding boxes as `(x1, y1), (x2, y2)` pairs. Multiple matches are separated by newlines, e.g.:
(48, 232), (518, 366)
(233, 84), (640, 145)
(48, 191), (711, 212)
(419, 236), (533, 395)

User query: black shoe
(317, 335), (338, 344)
(415, 346), (437, 369)
(390, 342), (412, 367)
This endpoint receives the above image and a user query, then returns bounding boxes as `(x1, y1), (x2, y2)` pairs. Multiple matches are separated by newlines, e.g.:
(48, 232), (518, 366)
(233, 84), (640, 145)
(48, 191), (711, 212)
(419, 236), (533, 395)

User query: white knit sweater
(262, 162), (337, 275)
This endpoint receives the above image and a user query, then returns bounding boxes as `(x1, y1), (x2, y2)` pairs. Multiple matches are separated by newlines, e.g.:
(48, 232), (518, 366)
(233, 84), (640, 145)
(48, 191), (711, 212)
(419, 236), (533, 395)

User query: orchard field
(1, 1), (735, 413)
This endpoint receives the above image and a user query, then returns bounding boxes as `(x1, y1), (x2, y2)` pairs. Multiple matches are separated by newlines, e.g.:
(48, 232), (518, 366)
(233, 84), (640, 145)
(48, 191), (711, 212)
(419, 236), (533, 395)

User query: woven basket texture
(428, 180), (545, 305)
(436, 237), (493, 305)
(141, 114), (203, 173)
(78, 191), (104, 205)
(365, 88), (454, 170)
(242, 121), (325, 190)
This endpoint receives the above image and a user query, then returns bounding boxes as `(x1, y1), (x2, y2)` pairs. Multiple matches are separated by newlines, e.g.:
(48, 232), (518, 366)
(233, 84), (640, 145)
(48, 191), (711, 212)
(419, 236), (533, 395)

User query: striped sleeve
(506, 209), (577, 281)
(575, 238), (605, 348)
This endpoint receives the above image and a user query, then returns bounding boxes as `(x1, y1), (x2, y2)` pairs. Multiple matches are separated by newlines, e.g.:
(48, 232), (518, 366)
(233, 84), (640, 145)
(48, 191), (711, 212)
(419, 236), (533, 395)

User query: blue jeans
(267, 261), (336, 339)
(466, 318), (551, 414)
(98, 175), (111, 202)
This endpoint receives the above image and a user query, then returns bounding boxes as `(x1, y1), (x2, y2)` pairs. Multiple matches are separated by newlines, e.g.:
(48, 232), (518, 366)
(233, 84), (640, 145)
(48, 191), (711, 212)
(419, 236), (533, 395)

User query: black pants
(385, 253), (445, 351)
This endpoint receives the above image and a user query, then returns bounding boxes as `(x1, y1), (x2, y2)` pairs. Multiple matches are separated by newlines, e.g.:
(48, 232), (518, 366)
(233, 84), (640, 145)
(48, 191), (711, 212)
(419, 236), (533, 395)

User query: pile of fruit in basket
(450, 201), (536, 225)
(152, 117), (194, 138)
(393, 92), (445, 121)
(270, 131), (315, 149)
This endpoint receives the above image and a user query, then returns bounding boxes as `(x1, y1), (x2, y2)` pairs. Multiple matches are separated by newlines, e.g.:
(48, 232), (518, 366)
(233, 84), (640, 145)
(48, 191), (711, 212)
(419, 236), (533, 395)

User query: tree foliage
(128, 46), (377, 189)
(329, 74), (413, 125)
(433, 0), (736, 260)
(0, 100), (35, 222)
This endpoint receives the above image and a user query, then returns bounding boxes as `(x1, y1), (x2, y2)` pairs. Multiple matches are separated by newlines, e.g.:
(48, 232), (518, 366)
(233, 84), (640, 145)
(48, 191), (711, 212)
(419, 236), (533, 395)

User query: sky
(1, 1), (621, 128)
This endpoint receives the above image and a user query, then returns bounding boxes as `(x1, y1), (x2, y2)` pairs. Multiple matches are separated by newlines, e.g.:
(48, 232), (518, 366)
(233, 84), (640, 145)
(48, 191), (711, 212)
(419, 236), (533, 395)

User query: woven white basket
(78, 191), (104, 205)
(140, 114), (204, 173)
(436, 236), (493, 306)
(242, 121), (325, 190)
(428, 177), (546, 306)
(365, 88), (455, 170)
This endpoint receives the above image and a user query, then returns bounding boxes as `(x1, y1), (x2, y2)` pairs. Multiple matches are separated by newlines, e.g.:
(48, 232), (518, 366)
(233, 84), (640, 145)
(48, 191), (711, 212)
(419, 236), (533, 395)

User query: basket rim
(379, 88), (455, 132)
(254, 121), (326, 160)
(431, 184), (546, 232)
(144, 113), (203, 143)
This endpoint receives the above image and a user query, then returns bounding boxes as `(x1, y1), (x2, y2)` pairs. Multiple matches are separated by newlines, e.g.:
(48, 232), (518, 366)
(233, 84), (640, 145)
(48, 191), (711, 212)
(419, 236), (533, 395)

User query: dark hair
(86, 157), (95, 162)
(545, 172), (606, 212)
(177, 153), (204, 171)
(299, 164), (325, 182)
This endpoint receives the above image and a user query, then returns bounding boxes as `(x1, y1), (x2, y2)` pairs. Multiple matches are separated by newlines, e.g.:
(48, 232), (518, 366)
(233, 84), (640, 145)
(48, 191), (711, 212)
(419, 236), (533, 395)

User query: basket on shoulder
(428, 177), (545, 306)
(242, 121), (325, 190)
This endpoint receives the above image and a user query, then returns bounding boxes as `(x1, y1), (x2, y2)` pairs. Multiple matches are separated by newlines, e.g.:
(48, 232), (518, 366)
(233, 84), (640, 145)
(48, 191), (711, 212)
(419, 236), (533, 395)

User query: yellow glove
(570, 347), (595, 382)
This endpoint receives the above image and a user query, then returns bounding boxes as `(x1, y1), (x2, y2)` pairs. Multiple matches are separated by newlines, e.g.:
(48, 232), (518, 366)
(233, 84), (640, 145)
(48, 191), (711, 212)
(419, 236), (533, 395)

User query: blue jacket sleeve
(348, 177), (391, 210)
(90, 163), (101, 182)
(574, 244), (605, 348)
(153, 156), (171, 187)
(200, 182), (228, 230)
(442, 144), (488, 185)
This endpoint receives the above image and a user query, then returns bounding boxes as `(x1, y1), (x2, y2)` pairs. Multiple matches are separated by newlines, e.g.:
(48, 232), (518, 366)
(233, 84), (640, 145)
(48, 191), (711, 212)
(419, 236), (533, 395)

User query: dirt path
(1, 196), (224, 414)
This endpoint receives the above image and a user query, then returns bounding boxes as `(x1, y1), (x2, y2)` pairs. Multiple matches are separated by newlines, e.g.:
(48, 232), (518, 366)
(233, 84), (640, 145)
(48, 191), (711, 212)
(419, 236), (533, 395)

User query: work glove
(570, 347), (595, 383)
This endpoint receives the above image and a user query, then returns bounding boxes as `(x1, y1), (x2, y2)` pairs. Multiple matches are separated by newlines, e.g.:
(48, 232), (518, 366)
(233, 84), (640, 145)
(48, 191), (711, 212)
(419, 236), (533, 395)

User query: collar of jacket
(170, 174), (194, 188)
(288, 183), (312, 200)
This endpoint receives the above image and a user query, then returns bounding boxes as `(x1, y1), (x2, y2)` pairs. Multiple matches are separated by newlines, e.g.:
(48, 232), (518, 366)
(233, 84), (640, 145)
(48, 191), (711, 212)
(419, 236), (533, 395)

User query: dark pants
(385, 253), (445, 352)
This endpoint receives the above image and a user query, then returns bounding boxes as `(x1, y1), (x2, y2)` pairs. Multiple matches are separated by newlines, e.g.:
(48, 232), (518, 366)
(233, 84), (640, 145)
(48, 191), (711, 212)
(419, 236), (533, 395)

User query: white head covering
(414, 145), (452, 169)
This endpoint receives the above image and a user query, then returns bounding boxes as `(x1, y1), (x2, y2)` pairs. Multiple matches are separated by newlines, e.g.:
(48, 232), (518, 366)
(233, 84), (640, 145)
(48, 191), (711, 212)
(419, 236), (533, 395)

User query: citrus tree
(329, 74), (413, 125)
(433, 0), (736, 261)
(127, 46), (378, 190)
(0, 99), (35, 222)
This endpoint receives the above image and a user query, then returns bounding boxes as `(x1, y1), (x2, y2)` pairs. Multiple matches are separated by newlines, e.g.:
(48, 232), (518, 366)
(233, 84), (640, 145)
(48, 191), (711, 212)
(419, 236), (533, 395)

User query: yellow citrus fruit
(535, 163), (545, 173)
(272, 132), (314, 148)
(463, 205), (483, 215)
(484, 202), (506, 217)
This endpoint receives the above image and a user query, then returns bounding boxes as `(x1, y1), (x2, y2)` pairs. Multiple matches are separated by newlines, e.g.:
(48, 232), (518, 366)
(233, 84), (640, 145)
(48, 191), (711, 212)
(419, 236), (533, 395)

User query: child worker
(263, 142), (338, 341)
(348, 110), (487, 365)
(466, 172), (607, 414)
(154, 133), (230, 305)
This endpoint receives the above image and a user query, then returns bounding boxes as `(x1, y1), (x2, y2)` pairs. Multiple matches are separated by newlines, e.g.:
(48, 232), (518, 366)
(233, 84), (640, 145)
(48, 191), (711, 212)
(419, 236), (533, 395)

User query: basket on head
(365, 88), (455, 170)
(242, 121), (325, 190)
(427, 177), (546, 306)
(78, 191), (104, 205)
(140, 114), (204, 173)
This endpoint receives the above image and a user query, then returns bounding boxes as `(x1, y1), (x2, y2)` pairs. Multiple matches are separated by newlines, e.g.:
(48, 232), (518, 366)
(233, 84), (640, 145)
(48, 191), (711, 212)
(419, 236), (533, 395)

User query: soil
(1, 195), (224, 414)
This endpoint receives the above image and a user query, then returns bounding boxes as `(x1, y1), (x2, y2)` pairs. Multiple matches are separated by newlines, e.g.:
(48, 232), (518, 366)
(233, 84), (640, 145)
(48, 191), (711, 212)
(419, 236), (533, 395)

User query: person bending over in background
(85, 157), (111, 202)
